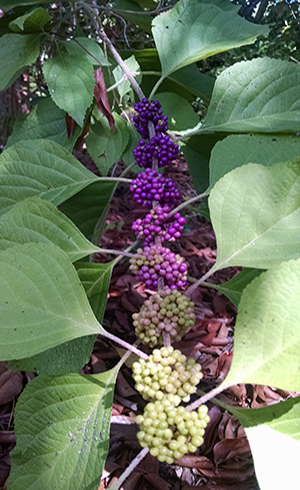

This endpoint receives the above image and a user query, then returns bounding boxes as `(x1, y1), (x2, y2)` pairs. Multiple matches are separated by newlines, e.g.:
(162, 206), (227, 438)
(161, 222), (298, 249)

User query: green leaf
(0, 139), (99, 216)
(0, 243), (102, 361)
(155, 93), (199, 131)
(210, 134), (300, 189)
(209, 160), (300, 271)
(76, 261), (114, 324)
(9, 7), (51, 33)
(152, 0), (268, 80)
(0, 33), (42, 91)
(86, 113), (130, 176)
(0, 197), (99, 261)
(113, 55), (141, 100)
(8, 368), (118, 490)
(7, 336), (96, 375)
(43, 41), (95, 127)
(205, 268), (263, 307)
(114, 0), (153, 33)
(203, 58), (300, 133)
(74, 37), (111, 67)
(221, 260), (300, 392)
(60, 181), (115, 241)
(228, 398), (300, 490)
(6, 97), (82, 151)
(183, 133), (226, 193)
(134, 49), (215, 103)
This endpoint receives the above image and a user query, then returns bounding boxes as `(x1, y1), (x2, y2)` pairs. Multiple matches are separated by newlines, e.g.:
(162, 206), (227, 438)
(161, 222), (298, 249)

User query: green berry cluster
(132, 287), (195, 347)
(136, 398), (210, 463)
(132, 346), (203, 403)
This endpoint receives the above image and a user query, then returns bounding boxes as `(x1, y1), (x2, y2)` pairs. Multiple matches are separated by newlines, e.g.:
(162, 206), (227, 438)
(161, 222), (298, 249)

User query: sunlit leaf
(209, 160), (300, 271)
(203, 57), (300, 133)
(0, 197), (99, 261)
(220, 260), (300, 392)
(0, 139), (98, 216)
(0, 243), (102, 361)
(152, 0), (268, 79)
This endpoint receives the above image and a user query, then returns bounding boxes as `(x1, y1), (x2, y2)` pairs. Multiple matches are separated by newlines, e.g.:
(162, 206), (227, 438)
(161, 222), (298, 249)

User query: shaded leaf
(114, 0), (153, 33)
(76, 261), (114, 323)
(0, 33), (42, 91)
(9, 7), (51, 33)
(0, 139), (99, 216)
(205, 268), (263, 307)
(0, 197), (99, 261)
(8, 368), (118, 490)
(6, 97), (82, 151)
(43, 40), (95, 127)
(60, 181), (115, 241)
(155, 92), (199, 131)
(220, 260), (300, 392)
(209, 160), (300, 271)
(0, 243), (102, 361)
(0, 0), (54, 6)
(86, 113), (129, 176)
(152, 0), (268, 79)
(203, 58), (300, 133)
(210, 134), (300, 189)
(94, 67), (115, 131)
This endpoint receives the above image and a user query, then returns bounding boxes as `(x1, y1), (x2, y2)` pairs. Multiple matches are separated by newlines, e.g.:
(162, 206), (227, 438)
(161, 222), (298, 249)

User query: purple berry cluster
(129, 245), (188, 290)
(133, 134), (179, 169)
(132, 205), (186, 246)
(130, 168), (181, 208)
(133, 98), (168, 139)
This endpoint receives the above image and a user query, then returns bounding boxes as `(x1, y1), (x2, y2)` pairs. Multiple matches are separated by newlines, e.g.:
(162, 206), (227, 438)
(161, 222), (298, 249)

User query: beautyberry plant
(0, 1), (299, 490)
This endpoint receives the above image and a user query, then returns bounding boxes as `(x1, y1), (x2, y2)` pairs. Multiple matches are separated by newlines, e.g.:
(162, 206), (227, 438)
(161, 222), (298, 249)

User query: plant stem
(108, 447), (149, 490)
(196, 388), (231, 411)
(186, 384), (226, 412)
(168, 192), (209, 218)
(149, 76), (164, 100)
(163, 331), (171, 347)
(96, 176), (132, 184)
(80, 3), (145, 100)
(102, 330), (149, 360)
(98, 247), (134, 258)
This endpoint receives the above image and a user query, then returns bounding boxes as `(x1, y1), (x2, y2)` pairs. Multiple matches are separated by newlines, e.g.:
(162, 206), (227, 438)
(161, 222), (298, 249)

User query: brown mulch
(0, 155), (291, 489)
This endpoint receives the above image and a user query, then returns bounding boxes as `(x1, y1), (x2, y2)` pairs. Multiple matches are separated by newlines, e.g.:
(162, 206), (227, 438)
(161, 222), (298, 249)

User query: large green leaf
(152, 0), (268, 80)
(114, 0), (153, 33)
(205, 268), (263, 307)
(0, 243), (103, 361)
(8, 368), (118, 490)
(86, 113), (130, 176)
(43, 40), (95, 127)
(210, 134), (300, 189)
(0, 139), (99, 216)
(76, 262), (114, 323)
(0, 197), (99, 261)
(7, 336), (96, 375)
(0, 33), (42, 91)
(60, 181), (115, 241)
(228, 398), (300, 490)
(9, 7), (51, 33)
(220, 260), (300, 392)
(209, 160), (300, 271)
(203, 58), (300, 133)
(6, 97), (82, 151)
